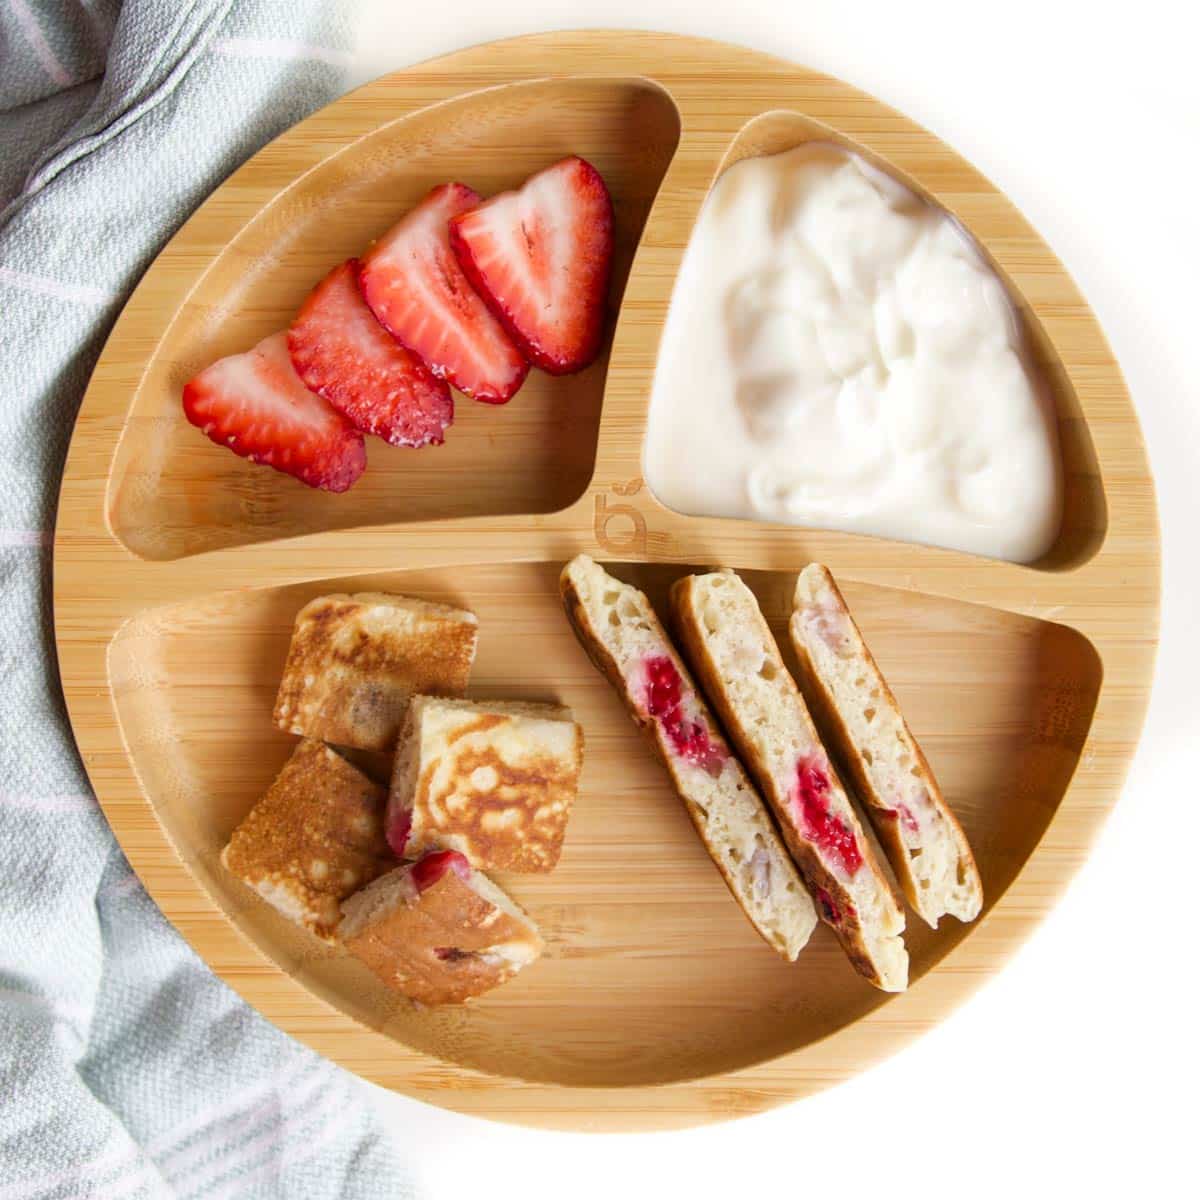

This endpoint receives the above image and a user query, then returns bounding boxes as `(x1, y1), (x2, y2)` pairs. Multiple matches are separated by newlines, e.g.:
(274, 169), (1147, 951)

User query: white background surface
(345, 3), (1198, 1195)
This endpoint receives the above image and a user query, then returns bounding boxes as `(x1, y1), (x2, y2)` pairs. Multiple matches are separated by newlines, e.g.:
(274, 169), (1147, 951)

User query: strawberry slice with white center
(182, 331), (365, 492)
(359, 183), (528, 405)
(288, 258), (452, 448)
(448, 156), (614, 375)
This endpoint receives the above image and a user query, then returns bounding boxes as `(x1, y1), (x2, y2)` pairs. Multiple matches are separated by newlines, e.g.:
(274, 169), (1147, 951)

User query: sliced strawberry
(182, 332), (365, 492)
(359, 183), (528, 404)
(288, 259), (452, 448)
(448, 156), (614, 375)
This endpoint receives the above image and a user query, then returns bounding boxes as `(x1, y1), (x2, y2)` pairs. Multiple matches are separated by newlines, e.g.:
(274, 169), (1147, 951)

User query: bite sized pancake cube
(273, 592), (478, 752)
(220, 740), (394, 940)
(338, 851), (544, 1004)
(386, 696), (583, 873)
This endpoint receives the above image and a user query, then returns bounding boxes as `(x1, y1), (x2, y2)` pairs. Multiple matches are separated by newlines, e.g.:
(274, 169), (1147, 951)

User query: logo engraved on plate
(594, 480), (647, 554)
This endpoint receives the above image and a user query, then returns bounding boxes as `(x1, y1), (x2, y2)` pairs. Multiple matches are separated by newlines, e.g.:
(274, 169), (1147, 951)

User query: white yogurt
(644, 143), (1063, 563)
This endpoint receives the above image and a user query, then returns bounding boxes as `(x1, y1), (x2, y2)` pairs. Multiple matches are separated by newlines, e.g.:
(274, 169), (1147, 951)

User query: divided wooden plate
(55, 31), (1159, 1130)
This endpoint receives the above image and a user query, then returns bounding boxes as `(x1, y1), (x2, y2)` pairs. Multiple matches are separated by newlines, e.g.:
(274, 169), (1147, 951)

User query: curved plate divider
(55, 32), (1158, 1130)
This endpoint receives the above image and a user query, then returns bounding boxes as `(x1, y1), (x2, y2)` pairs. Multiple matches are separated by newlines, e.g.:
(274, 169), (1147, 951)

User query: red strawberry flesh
(410, 850), (471, 893)
(449, 155), (614, 374)
(386, 806), (412, 858)
(288, 258), (452, 448)
(433, 947), (475, 961)
(815, 888), (856, 926)
(181, 331), (365, 492)
(359, 183), (528, 404)
(794, 758), (863, 878)
(642, 655), (727, 775)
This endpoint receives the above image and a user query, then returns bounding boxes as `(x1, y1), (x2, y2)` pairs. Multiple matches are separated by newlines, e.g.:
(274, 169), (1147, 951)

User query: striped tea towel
(0, 2), (413, 1196)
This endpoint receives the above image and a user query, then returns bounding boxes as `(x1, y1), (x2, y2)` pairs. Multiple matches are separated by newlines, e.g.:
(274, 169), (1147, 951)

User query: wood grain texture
(54, 31), (1159, 1130)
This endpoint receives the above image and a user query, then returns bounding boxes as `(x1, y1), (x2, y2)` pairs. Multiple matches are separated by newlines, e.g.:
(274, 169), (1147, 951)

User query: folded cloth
(0, 3), (411, 1196)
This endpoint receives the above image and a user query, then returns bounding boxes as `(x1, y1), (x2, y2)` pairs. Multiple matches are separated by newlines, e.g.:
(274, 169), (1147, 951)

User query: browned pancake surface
(340, 867), (543, 1004)
(273, 592), (478, 751)
(221, 739), (394, 938)
(395, 698), (582, 873)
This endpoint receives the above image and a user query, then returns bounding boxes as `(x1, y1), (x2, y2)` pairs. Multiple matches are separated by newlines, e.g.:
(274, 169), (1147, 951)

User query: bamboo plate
(55, 30), (1159, 1131)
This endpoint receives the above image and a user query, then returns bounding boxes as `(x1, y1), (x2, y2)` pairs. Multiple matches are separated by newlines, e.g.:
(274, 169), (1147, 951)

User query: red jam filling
(410, 850), (471, 892)
(642, 655), (726, 774)
(893, 802), (920, 835)
(815, 887), (856, 926)
(795, 758), (862, 877)
(386, 808), (412, 858)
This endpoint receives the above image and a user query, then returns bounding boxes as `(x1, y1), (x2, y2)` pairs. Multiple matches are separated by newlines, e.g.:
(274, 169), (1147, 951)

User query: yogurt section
(643, 143), (1063, 563)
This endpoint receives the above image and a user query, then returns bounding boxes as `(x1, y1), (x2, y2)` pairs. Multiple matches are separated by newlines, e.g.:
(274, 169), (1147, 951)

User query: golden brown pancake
(387, 696), (583, 873)
(273, 592), (478, 752)
(338, 852), (543, 1004)
(221, 739), (395, 940)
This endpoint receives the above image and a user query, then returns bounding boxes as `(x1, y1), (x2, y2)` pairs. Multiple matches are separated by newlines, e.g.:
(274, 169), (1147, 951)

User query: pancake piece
(790, 563), (982, 927)
(274, 592), (478, 752)
(671, 570), (908, 992)
(221, 740), (394, 940)
(559, 555), (816, 962)
(387, 696), (583, 873)
(339, 850), (544, 1004)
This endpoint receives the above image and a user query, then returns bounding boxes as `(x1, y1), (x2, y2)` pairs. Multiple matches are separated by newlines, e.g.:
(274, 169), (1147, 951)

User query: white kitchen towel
(0, 3), (412, 1196)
